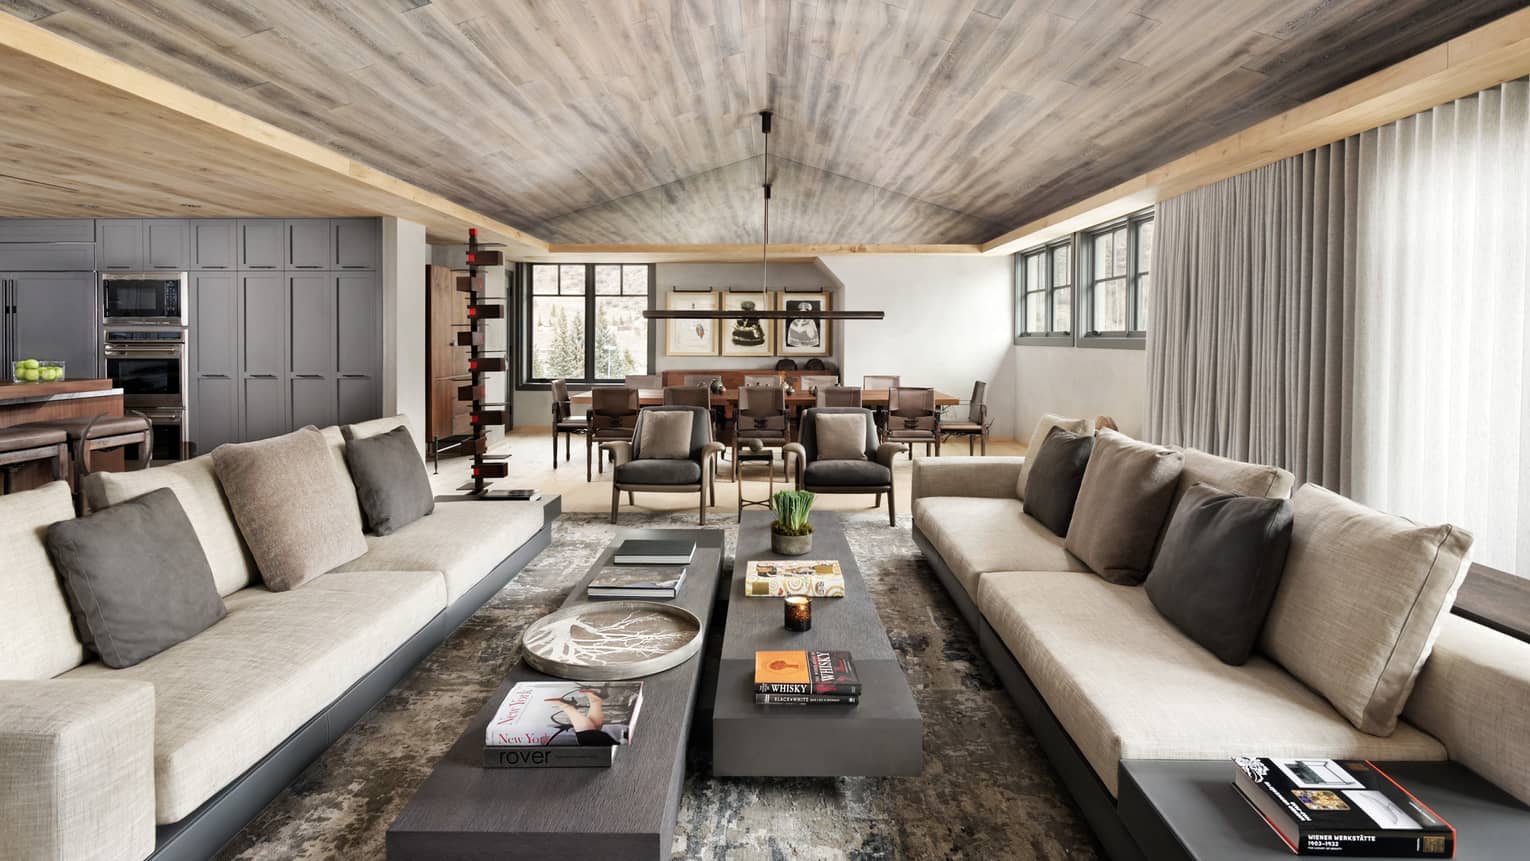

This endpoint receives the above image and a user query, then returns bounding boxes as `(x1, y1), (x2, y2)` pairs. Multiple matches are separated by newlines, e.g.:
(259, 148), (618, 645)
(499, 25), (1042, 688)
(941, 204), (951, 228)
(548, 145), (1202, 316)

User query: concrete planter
(771, 529), (813, 556)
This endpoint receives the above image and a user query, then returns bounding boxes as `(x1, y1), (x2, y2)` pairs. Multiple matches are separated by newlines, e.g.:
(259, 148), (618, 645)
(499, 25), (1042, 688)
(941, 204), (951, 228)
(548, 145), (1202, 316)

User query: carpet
(214, 512), (1102, 860)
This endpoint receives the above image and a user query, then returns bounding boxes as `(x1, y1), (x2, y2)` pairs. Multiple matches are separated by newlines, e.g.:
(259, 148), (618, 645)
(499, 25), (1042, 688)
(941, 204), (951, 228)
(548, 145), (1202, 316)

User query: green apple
(21, 368), (40, 382)
(19, 358), (39, 369)
(40, 367), (60, 381)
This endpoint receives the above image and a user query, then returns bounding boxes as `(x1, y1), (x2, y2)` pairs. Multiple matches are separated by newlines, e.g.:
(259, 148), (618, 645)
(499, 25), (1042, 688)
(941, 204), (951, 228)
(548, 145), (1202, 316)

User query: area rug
(214, 512), (1101, 860)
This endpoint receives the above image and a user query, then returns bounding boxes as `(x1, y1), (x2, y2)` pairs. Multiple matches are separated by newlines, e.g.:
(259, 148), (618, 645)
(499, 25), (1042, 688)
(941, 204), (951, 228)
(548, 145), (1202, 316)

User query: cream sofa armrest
(911, 456), (1024, 503)
(600, 441), (633, 467)
(0, 679), (156, 861)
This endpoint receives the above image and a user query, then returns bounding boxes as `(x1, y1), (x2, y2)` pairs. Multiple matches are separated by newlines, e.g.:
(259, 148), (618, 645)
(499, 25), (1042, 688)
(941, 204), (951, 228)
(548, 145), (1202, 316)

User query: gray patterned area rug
(215, 512), (1101, 860)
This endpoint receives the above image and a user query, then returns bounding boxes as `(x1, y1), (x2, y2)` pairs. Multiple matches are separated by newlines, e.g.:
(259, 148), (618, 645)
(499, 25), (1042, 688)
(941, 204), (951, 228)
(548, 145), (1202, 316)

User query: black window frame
(517, 262), (657, 390)
(1014, 238), (1076, 347)
(1079, 209), (1152, 350)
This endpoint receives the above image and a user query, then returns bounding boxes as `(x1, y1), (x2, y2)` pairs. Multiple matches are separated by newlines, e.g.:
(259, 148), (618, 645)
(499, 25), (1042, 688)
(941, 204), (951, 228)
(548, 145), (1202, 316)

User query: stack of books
(1233, 757), (1455, 857)
(754, 650), (860, 705)
(586, 538), (696, 599)
(483, 681), (644, 768)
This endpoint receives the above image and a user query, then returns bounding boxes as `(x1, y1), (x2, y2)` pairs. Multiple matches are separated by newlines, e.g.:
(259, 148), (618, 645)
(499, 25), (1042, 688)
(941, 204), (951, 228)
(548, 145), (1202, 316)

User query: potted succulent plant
(770, 489), (815, 556)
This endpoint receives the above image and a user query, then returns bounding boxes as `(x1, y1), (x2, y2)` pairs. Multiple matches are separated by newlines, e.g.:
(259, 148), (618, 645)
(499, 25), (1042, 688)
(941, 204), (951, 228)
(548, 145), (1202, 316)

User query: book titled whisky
(754, 650), (861, 695)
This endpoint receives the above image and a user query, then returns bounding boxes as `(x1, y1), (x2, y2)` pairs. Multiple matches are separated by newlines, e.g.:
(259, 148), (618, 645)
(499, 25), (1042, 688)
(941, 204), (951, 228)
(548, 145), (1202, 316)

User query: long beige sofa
(0, 416), (557, 861)
(911, 441), (1530, 859)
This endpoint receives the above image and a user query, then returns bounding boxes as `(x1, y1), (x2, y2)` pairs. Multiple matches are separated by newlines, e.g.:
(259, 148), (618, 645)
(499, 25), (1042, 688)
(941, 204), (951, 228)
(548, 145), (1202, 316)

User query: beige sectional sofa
(912, 444), (1530, 859)
(0, 417), (557, 861)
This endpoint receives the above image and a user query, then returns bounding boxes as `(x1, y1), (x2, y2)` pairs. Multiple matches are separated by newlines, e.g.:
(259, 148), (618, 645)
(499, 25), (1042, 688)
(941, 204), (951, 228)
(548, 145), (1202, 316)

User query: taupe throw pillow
(45, 487), (226, 669)
(1019, 414), (1090, 499)
(1260, 484), (1473, 735)
(213, 426), (367, 591)
(1065, 428), (1184, 585)
(342, 425), (434, 536)
(1022, 426), (1094, 537)
(815, 413), (868, 460)
(637, 410), (695, 460)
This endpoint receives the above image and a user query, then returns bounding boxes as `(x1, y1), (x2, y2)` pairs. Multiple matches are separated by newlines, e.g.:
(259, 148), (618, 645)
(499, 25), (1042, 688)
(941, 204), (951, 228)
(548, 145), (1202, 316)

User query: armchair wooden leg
(566, 433), (572, 459)
(552, 429), (559, 468)
(888, 485), (897, 526)
(699, 486), (707, 525)
(981, 433), (987, 456)
(709, 458), (717, 505)
(610, 482), (620, 523)
(874, 492), (882, 509)
(628, 491), (635, 505)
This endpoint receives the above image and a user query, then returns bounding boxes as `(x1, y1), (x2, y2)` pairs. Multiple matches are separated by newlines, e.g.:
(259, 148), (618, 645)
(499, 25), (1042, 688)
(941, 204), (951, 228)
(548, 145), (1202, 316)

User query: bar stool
(19, 413), (153, 507)
(0, 426), (70, 494)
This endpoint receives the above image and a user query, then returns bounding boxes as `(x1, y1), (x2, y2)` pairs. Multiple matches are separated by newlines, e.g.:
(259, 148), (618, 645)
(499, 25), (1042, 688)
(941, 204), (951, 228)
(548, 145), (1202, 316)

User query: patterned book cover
(754, 650), (860, 694)
(587, 565), (687, 592)
(744, 560), (846, 597)
(485, 681), (643, 747)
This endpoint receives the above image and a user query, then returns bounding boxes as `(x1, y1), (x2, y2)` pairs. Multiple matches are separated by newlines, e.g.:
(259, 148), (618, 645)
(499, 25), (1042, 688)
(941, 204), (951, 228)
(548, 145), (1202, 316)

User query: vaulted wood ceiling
(2, 0), (1526, 245)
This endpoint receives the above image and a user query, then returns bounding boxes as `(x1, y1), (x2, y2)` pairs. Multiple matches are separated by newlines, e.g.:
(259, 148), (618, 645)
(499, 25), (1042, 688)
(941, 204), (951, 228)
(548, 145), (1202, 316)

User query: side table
(735, 449), (775, 520)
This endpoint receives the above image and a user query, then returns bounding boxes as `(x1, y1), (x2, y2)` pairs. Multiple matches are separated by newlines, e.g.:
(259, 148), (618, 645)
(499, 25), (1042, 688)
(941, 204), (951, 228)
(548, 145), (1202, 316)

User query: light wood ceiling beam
(514, 244), (983, 264)
(981, 7), (1530, 256)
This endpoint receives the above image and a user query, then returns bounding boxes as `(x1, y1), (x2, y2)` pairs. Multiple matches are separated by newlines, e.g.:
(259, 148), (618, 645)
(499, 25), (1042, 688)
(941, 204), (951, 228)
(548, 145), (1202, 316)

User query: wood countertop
(0, 378), (120, 405)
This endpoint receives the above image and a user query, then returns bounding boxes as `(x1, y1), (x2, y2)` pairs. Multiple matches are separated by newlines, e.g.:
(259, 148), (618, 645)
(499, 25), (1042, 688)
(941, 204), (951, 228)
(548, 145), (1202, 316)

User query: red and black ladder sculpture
(446, 228), (515, 499)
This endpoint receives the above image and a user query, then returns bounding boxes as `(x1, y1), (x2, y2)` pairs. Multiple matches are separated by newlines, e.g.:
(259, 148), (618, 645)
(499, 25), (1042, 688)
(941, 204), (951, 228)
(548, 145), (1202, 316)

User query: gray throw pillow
(1065, 428), (1185, 585)
(637, 410), (694, 460)
(45, 487), (226, 669)
(342, 425), (434, 536)
(815, 413), (868, 460)
(1022, 426), (1094, 537)
(1146, 483), (1294, 665)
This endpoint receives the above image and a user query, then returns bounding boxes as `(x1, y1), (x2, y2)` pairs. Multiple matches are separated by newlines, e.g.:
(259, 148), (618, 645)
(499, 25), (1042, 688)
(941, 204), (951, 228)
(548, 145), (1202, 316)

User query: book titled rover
(482, 681), (644, 768)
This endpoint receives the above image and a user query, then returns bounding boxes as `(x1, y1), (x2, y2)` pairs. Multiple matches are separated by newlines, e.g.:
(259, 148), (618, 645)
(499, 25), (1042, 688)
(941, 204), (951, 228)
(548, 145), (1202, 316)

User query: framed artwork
(665, 290), (719, 356)
(777, 292), (831, 356)
(721, 291), (773, 357)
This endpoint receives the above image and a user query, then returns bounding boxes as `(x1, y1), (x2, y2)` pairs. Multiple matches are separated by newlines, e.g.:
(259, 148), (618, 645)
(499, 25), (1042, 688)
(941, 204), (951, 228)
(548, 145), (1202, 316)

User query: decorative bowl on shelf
(11, 359), (64, 383)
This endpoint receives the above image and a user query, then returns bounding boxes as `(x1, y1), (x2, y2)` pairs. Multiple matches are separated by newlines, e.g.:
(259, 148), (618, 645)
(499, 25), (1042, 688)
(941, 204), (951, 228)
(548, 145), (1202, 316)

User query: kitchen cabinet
(0, 219), (94, 243)
(191, 377), (240, 454)
(336, 271), (381, 424)
(2, 272), (99, 375)
(284, 271), (379, 431)
(189, 272), (240, 454)
(144, 220), (189, 270)
(285, 219), (331, 270)
(97, 220), (145, 270)
(238, 220), (283, 270)
(333, 218), (379, 269)
(191, 220), (237, 270)
(242, 377), (287, 442)
(0, 244), (96, 270)
(239, 272), (286, 439)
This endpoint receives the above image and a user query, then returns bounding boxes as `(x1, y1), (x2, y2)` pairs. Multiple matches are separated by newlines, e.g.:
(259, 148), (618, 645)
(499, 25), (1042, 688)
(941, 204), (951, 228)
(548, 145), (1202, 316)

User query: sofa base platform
(149, 499), (560, 861)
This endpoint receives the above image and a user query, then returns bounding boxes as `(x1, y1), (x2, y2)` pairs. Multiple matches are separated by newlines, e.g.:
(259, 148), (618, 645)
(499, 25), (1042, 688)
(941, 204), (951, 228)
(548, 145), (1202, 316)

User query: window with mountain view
(525, 263), (653, 384)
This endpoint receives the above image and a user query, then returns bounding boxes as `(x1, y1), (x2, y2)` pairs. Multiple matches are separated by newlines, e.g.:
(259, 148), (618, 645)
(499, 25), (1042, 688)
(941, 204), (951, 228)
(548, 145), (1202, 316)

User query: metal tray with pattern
(520, 600), (703, 680)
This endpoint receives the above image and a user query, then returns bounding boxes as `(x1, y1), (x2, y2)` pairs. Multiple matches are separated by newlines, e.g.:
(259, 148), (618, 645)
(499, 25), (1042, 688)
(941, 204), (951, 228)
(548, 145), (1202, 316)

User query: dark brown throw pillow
(1022, 426), (1094, 537)
(1146, 482), (1294, 665)
(342, 424), (435, 536)
(45, 487), (226, 669)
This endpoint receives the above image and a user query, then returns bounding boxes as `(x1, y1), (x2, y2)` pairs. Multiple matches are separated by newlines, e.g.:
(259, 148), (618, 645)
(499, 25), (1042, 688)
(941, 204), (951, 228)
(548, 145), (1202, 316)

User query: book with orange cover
(753, 650), (860, 694)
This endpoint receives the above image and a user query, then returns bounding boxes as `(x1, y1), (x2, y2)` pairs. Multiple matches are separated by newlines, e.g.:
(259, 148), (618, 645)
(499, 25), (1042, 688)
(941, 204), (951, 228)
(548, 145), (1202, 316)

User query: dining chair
(586, 387), (640, 481)
(863, 375), (900, 437)
(682, 374), (722, 388)
(941, 380), (992, 455)
(549, 378), (590, 469)
(743, 374), (781, 388)
(732, 383), (790, 478)
(623, 374), (661, 388)
(882, 386), (940, 458)
(817, 386), (863, 407)
(799, 374), (839, 393)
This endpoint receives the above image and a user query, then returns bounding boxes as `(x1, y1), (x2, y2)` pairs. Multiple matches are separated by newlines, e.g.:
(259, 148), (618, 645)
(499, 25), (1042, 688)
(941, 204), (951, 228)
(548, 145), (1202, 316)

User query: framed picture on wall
(721, 290), (773, 357)
(665, 290), (719, 356)
(777, 291), (831, 356)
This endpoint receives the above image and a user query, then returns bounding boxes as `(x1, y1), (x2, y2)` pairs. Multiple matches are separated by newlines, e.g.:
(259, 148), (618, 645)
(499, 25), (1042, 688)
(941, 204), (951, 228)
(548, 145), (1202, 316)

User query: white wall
(1012, 345), (1147, 440)
(382, 218), (427, 450)
(818, 254), (1018, 439)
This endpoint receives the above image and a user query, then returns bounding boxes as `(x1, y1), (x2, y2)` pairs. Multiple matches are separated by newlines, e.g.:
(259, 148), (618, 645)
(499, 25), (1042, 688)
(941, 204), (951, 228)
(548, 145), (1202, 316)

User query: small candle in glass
(784, 595), (812, 632)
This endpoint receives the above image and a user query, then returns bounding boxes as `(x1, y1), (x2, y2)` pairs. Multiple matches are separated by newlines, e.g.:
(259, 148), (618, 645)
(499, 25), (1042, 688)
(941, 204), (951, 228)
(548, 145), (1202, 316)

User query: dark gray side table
(1118, 760), (1530, 860)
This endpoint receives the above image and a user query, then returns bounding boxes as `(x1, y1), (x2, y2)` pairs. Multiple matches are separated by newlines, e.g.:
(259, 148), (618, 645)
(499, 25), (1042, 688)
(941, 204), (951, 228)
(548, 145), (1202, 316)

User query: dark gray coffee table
(387, 528), (725, 861)
(712, 510), (922, 776)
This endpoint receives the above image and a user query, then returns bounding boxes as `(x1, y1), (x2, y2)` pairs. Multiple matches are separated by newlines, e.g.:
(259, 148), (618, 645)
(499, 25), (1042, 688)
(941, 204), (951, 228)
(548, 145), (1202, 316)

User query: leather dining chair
(882, 386), (940, 457)
(817, 386), (863, 407)
(743, 374), (781, 388)
(549, 378), (589, 469)
(863, 375), (900, 437)
(586, 387), (640, 481)
(623, 374), (661, 388)
(942, 380), (993, 455)
(799, 374), (839, 393)
(732, 383), (790, 478)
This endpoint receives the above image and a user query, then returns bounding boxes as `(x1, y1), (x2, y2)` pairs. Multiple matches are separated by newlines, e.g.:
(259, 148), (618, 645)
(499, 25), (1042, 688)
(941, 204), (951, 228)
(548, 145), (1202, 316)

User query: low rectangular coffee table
(388, 528), (725, 861)
(711, 510), (922, 776)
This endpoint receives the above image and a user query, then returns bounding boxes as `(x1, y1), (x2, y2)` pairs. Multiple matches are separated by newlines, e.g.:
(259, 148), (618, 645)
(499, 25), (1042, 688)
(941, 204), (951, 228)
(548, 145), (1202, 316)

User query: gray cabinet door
(336, 272), (379, 376)
(288, 273), (333, 376)
(0, 220), (94, 243)
(240, 273), (285, 377)
(242, 377), (287, 442)
(285, 219), (331, 270)
(338, 376), (379, 425)
(289, 376), (336, 429)
(0, 244), (96, 271)
(332, 219), (379, 270)
(145, 220), (189, 270)
(9, 272), (99, 375)
(192, 220), (237, 269)
(191, 273), (238, 377)
(98, 220), (144, 270)
(238, 220), (283, 270)
(192, 375), (240, 454)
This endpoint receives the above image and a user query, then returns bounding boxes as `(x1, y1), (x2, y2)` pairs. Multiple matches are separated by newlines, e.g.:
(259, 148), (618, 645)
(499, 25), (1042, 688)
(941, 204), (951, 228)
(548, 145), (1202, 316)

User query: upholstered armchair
(601, 405), (725, 524)
(783, 407), (906, 526)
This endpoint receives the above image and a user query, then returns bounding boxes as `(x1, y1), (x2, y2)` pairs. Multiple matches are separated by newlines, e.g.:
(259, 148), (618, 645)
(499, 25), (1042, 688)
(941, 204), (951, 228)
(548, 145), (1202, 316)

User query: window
(1014, 239), (1074, 346)
(1081, 210), (1152, 346)
(523, 263), (654, 384)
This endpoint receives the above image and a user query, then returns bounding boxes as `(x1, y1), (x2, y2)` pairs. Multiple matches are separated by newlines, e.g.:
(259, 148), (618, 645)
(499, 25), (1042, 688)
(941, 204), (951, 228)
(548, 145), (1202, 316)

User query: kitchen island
(0, 378), (124, 491)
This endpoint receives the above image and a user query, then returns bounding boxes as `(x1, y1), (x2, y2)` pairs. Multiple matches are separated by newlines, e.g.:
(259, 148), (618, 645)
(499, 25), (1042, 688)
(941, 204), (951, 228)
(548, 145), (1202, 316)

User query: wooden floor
(428, 427), (1022, 517)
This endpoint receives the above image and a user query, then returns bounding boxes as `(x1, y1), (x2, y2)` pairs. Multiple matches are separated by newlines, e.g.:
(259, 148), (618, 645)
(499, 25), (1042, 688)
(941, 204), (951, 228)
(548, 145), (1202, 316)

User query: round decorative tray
(520, 600), (703, 680)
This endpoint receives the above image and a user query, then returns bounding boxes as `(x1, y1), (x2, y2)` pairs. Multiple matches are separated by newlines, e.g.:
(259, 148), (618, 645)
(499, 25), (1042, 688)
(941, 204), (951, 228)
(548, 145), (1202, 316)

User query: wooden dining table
(568, 387), (960, 410)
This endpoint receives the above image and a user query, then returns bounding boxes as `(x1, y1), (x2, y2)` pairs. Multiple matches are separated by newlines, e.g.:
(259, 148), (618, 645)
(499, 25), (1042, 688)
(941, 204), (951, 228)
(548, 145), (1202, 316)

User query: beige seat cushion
(84, 454), (257, 597)
(63, 570), (446, 823)
(0, 481), (85, 679)
(913, 496), (1090, 595)
(977, 570), (1446, 796)
(1065, 429), (1184, 585)
(333, 500), (547, 603)
(1018, 414), (1090, 499)
(1261, 485), (1473, 735)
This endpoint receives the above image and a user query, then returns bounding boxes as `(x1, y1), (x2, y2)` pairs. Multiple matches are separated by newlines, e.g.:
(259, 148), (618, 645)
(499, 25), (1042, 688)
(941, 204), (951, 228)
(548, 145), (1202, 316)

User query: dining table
(568, 387), (960, 411)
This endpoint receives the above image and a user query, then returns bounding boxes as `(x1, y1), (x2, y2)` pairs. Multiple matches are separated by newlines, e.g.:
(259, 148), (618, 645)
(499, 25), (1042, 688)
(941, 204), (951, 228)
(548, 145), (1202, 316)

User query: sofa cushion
(46, 488), (227, 669)
(636, 409), (694, 460)
(1146, 483), (1293, 665)
(1023, 426), (1094, 536)
(976, 570), (1447, 796)
(1260, 484), (1473, 735)
(1018, 414), (1090, 499)
(815, 412), (868, 460)
(84, 454), (257, 597)
(332, 501), (547, 603)
(61, 570), (446, 823)
(1065, 428), (1183, 585)
(214, 427), (368, 591)
(1151, 448), (1296, 561)
(617, 459), (703, 485)
(804, 459), (890, 487)
(913, 496), (1090, 595)
(0, 481), (85, 680)
(342, 424), (435, 536)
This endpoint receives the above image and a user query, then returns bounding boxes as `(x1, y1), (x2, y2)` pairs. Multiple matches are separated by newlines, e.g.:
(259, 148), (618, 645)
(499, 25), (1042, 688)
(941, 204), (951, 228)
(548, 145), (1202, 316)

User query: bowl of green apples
(11, 359), (64, 384)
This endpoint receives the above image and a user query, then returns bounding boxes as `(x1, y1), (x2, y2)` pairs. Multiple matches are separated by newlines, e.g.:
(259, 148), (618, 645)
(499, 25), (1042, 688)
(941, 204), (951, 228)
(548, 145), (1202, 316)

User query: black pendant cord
(761, 109), (772, 292)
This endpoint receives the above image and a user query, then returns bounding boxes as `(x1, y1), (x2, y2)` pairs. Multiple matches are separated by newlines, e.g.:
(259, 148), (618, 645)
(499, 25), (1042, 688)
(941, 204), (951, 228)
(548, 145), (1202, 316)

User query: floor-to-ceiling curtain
(1145, 141), (1358, 490)
(1352, 79), (1530, 574)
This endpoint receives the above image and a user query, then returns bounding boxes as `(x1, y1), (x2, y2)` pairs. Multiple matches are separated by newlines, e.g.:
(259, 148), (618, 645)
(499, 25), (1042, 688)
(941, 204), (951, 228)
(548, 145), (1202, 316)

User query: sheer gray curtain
(1145, 142), (1358, 491)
